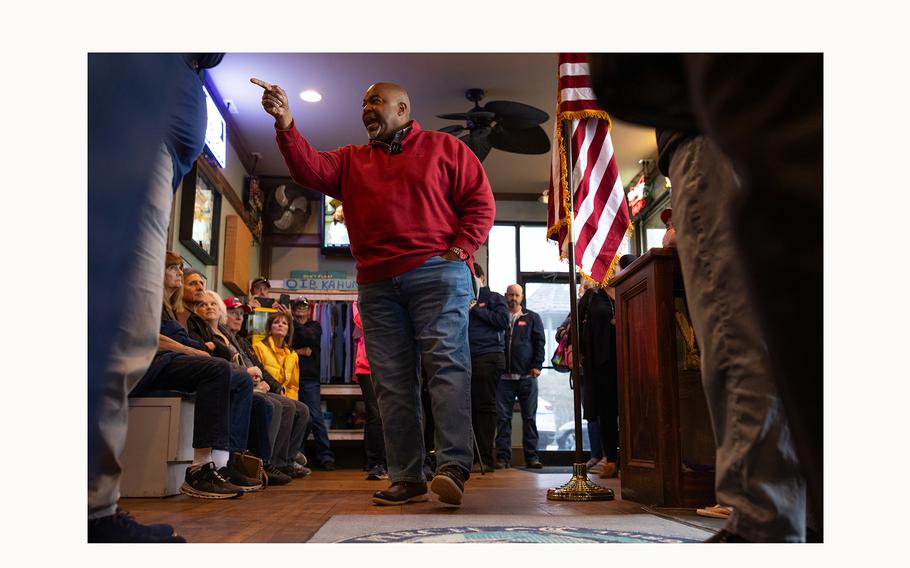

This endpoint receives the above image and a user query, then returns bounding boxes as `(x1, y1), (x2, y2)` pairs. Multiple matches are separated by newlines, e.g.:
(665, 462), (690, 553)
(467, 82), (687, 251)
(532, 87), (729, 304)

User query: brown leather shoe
(430, 465), (469, 506)
(371, 481), (429, 506)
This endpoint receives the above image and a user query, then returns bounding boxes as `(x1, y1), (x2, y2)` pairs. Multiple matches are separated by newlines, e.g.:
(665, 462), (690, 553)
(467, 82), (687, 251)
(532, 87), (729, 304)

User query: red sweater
(275, 120), (495, 283)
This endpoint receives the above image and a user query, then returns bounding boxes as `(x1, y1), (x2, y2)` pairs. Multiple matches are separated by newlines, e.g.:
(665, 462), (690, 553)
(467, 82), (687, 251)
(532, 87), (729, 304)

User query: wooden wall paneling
(222, 215), (253, 296)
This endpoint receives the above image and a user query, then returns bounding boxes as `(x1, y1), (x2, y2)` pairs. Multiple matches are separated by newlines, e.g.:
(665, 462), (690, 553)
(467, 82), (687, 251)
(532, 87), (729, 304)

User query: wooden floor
(119, 467), (643, 543)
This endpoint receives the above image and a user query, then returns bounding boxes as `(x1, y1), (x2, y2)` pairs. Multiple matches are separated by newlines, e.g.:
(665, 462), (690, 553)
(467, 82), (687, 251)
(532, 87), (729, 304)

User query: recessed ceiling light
(299, 90), (322, 102)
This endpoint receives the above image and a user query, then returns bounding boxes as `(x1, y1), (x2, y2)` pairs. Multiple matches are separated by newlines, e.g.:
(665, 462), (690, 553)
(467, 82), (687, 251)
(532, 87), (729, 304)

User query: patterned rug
(308, 514), (714, 543)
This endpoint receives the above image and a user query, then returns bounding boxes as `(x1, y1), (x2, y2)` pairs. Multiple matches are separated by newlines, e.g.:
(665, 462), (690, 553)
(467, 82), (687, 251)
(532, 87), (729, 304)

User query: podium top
(607, 247), (678, 288)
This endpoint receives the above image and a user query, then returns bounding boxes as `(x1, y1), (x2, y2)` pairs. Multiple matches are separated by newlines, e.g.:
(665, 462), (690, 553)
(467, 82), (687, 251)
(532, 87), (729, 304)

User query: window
(487, 225), (516, 295)
(519, 226), (568, 273)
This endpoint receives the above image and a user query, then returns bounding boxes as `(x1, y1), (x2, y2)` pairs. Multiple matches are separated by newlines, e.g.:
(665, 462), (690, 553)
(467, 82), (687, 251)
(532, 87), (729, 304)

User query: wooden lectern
(609, 248), (716, 508)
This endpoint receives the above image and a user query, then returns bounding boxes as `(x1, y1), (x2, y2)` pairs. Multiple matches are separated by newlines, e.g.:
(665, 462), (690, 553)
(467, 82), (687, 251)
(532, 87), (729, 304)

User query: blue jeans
(359, 255), (474, 483)
(299, 378), (335, 466)
(495, 377), (539, 462)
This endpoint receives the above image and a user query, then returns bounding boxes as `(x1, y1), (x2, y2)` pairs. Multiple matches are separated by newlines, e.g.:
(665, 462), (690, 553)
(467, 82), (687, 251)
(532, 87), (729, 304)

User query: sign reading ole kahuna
(268, 272), (357, 291)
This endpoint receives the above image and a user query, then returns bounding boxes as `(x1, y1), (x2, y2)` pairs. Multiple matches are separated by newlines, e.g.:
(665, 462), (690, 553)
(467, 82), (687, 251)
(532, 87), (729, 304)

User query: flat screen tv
(202, 85), (227, 168)
(321, 195), (351, 255)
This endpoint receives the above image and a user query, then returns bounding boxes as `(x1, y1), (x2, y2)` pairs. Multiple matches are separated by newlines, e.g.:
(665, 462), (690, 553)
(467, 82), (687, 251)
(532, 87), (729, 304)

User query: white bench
(120, 396), (195, 497)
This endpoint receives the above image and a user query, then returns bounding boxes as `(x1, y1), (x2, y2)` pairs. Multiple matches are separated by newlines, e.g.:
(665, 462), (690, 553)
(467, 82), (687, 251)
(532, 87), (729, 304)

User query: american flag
(546, 53), (631, 284)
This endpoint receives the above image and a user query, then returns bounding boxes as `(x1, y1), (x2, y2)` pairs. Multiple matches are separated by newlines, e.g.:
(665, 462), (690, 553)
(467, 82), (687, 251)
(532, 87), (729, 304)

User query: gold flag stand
(547, 118), (614, 502)
(547, 463), (615, 501)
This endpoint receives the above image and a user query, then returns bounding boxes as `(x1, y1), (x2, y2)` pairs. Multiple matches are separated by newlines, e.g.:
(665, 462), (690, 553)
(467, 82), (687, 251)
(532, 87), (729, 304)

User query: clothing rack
(264, 288), (357, 384)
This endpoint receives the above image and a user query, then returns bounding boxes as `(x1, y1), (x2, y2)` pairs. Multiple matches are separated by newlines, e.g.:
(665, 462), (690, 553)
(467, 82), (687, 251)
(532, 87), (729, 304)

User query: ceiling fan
(436, 88), (550, 162)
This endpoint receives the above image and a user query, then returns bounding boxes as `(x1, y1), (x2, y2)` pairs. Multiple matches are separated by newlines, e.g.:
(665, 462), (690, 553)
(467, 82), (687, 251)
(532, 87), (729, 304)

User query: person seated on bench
(131, 252), (260, 498)
(196, 290), (311, 481)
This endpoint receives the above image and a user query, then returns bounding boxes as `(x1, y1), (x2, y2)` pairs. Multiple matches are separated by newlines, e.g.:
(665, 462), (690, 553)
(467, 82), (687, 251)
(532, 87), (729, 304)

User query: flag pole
(547, 119), (614, 501)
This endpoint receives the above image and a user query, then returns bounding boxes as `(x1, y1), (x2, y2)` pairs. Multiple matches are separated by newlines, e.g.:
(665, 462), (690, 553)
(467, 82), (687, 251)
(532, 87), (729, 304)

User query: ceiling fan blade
(439, 124), (467, 135)
(459, 131), (492, 162)
(436, 110), (497, 121)
(488, 125), (551, 155)
(484, 100), (550, 128)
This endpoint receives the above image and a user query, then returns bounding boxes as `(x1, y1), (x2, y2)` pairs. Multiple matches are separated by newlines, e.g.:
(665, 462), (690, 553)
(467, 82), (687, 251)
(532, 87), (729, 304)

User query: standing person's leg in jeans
(669, 136), (806, 542)
(470, 352), (504, 469)
(360, 256), (474, 484)
(516, 377), (540, 464)
(89, 140), (176, 524)
(299, 377), (335, 467)
(357, 373), (387, 469)
(494, 380), (518, 465)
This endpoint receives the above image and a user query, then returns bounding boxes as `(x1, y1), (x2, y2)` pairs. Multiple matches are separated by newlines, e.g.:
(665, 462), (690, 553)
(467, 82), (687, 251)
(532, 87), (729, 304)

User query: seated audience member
(224, 298), (311, 475)
(291, 299), (336, 470)
(253, 312), (301, 401)
(353, 301), (388, 480)
(130, 252), (258, 498)
(180, 269), (233, 359)
(195, 291), (307, 483)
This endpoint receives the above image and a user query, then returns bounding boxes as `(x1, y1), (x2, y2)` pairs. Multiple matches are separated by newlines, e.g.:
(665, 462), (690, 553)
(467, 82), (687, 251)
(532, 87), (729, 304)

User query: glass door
(521, 278), (588, 452)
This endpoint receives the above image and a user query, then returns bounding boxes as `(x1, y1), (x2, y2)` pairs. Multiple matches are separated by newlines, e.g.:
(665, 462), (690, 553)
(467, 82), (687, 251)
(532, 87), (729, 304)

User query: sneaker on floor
(372, 481), (429, 506)
(494, 459), (510, 470)
(180, 462), (243, 499)
(525, 458), (543, 469)
(293, 452), (308, 467)
(264, 463), (292, 486)
(219, 465), (264, 492)
(585, 457), (600, 468)
(88, 508), (186, 543)
(430, 465), (469, 506)
(322, 461), (336, 471)
(366, 464), (389, 480)
(290, 462), (312, 477)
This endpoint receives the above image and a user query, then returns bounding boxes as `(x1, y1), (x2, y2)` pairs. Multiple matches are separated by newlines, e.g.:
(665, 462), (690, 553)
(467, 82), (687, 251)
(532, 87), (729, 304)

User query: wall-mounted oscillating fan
(267, 183), (312, 234)
(436, 88), (550, 162)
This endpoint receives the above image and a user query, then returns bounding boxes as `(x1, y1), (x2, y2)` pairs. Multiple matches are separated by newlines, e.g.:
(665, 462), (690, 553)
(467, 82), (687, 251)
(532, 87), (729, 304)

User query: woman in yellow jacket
(253, 312), (300, 400)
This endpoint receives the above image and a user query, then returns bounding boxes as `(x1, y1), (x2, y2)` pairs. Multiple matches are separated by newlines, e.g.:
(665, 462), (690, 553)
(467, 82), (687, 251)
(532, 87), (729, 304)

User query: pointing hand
(251, 77), (293, 130)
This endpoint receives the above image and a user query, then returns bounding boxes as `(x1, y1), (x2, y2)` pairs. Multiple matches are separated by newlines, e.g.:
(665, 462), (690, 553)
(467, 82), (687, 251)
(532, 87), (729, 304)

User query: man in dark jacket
(468, 264), (510, 472)
(291, 299), (336, 470)
(494, 284), (546, 469)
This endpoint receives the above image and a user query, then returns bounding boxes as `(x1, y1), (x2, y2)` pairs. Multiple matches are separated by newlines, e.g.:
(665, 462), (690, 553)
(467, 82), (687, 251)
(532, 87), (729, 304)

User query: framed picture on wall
(179, 162), (222, 265)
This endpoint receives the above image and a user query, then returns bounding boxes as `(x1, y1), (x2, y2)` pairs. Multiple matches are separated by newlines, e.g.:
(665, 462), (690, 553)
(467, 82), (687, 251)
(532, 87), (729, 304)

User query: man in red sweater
(252, 78), (495, 507)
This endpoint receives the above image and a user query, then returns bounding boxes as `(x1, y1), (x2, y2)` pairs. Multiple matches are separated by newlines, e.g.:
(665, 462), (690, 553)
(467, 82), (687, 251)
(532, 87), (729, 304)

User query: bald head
(362, 82), (411, 142)
(505, 284), (524, 312)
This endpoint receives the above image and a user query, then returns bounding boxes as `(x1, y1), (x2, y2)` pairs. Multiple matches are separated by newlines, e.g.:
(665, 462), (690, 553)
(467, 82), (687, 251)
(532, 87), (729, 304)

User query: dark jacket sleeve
(473, 292), (510, 331)
(186, 315), (233, 360)
(161, 318), (206, 351)
(531, 312), (546, 370)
